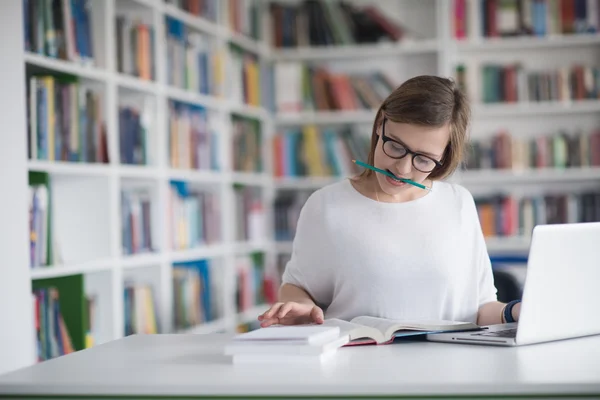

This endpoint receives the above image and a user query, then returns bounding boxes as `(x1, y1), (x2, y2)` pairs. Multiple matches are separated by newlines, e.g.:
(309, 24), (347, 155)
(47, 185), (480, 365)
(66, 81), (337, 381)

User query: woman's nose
(393, 156), (413, 176)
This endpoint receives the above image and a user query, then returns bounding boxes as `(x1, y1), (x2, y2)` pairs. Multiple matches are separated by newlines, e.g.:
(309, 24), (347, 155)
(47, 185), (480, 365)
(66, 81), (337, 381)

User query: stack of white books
(224, 325), (349, 364)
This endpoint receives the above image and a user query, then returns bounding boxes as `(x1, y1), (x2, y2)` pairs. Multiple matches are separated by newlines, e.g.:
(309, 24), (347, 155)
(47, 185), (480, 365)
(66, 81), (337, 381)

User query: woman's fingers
(278, 302), (294, 318)
(311, 306), (324, 324)
(260, 317), (280, 328)
(258, 302), (283, 320)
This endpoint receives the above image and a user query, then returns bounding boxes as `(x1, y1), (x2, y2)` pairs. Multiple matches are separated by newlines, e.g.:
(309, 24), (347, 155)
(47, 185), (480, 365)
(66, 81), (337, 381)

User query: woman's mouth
(385, 170), (407, 187)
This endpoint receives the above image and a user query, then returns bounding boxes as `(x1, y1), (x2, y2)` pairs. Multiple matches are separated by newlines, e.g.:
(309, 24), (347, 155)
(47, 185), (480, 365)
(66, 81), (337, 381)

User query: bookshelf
(5, 0), (280, 369)
(268, 0), (600, 268)
(3, 0), (600, 373)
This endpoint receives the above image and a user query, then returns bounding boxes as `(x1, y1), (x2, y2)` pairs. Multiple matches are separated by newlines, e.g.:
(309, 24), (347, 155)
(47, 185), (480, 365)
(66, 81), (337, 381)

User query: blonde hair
(359, 75), (471, 181)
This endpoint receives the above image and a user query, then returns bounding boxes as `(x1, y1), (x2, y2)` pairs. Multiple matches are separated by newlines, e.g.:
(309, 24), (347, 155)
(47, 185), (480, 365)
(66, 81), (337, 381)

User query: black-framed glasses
(381, 118), (443, 173)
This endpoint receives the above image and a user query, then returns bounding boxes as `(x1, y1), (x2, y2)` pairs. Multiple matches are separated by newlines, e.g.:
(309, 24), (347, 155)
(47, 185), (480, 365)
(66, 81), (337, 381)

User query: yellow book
(302, 125), (325, 176)
(247, 60), (260, 106)
(144, 286), (158, 334)
(212, 49), (225, 97)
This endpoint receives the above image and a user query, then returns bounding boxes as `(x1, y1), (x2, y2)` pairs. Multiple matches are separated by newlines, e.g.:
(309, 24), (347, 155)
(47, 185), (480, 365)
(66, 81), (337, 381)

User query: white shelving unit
(6, 0), (278, 365)
(4, 0), (600, 372)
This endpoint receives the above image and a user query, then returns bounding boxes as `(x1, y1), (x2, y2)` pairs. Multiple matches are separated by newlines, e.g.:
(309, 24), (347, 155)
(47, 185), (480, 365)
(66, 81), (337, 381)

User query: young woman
(259, 75), (521, 328)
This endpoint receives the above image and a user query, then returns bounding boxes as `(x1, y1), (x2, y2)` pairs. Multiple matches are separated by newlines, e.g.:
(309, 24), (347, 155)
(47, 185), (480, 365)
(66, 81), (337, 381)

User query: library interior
(1, 0), (600, 398)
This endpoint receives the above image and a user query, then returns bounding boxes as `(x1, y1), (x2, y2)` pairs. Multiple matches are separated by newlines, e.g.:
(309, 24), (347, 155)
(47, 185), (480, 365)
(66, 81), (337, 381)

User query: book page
(322, 318), (384, 344)
(350, 316), (479, 340)
(350, 316), (412, 340)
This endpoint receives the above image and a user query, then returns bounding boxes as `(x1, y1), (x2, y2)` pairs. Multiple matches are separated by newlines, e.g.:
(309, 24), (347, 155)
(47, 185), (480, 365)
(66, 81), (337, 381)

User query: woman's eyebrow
(388, 134), (440, 158)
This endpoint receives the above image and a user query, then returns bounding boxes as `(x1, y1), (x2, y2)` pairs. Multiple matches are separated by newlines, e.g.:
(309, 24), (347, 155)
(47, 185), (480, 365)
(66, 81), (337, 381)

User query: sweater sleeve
(473, 203), (498, 307)
(461, 187), (498, 307)
(280, 191), (334, 308)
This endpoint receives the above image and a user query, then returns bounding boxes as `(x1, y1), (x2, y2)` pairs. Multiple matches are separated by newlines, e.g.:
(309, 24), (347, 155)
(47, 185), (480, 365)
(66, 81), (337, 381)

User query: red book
(363, 6), (403, 40)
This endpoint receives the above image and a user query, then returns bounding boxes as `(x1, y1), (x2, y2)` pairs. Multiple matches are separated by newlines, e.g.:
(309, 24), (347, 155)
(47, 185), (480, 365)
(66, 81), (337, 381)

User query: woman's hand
(257, 302), (324, 327)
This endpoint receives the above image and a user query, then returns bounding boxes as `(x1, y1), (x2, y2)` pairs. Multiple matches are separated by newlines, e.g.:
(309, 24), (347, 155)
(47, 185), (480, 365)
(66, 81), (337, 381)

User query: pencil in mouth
(385, 169), (402, 181)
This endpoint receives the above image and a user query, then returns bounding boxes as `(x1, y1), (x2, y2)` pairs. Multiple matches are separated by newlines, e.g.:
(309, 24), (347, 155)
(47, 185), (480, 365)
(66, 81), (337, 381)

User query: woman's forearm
(278, 283), (316, 306)
(477, 301), (522, 326)
(477, 301), (505, 326)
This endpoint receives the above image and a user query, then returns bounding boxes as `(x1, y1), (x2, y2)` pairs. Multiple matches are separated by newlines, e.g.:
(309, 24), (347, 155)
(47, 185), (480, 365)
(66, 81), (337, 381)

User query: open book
(322, 316), (481, 345)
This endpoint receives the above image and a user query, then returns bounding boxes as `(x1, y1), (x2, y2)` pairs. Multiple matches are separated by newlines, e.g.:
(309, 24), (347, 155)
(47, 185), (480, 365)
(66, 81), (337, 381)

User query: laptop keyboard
(475, 328), (518, 338)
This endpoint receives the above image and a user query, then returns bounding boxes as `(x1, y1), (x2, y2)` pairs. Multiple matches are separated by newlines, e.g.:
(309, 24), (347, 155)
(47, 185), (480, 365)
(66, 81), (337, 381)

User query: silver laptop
(427, 221), (600, 347)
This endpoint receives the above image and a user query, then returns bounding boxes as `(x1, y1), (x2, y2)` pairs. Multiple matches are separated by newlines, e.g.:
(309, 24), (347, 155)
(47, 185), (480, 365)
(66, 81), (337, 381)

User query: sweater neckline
(344, 178), (437, 208)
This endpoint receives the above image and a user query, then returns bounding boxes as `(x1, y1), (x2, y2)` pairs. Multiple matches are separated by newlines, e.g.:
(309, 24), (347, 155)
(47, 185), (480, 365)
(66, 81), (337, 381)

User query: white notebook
(232, 325), (341, 345)
(226, 335), (349, 356)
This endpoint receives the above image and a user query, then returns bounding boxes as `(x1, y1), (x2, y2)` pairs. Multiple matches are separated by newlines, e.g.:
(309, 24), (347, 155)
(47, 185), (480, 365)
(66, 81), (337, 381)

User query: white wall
(0, 0), (36, 375)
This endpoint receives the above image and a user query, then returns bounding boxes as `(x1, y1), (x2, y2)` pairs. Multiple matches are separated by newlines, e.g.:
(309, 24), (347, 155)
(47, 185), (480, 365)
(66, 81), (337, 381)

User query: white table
(1, 333), (599, 399)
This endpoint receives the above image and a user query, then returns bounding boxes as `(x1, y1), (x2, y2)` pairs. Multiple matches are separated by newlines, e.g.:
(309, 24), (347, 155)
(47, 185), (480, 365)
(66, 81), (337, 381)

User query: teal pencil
(352, 160), (430, 191)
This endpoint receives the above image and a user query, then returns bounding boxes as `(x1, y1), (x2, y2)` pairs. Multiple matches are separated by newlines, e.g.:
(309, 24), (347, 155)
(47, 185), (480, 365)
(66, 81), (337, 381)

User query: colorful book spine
(23, 0), (95, 63)
(115, 15), (155, 80)
(465, 129), (600, 170)
(172, 259), (215, 329)
(475, 191), (600, 238)
(168, 181), (221, 250)
(168, 101), (219, 171)
(453, 0), (600, 39)
(165, 16), (221, 95)
(235, 252), (276, 313)
(232, 116), (262, 173)
(27, 75), (108, 163)
(234, 185), (265, 242)
(268, 1), (404, 47)
(457, 63), (600, 103)
(123, 283), (159, 336)
(273, 63), (396, 113)
(273, 126), (370, 178)
(121, 188), (154, 256)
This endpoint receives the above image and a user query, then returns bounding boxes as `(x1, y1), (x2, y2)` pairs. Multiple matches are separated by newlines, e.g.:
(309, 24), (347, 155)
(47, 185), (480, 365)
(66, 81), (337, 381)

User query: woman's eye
(415, 156), (433, 166)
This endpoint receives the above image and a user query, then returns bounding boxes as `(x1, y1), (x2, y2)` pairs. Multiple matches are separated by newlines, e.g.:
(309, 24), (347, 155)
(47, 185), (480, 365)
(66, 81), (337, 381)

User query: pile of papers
(225, 325), (348, 363)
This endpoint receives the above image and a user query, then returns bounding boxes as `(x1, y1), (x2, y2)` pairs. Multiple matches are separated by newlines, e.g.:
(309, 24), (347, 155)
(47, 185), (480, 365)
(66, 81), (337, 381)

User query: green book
(32, 274), (87, 352)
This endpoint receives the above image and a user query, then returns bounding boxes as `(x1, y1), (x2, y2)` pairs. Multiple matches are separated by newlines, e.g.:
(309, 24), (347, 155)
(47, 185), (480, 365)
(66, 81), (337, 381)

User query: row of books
(453, 0), (600, 39)
(465, 129), (600, 170)
(119, 105), (150, 166)
(232, 116), (262, 173)
(173, 259), (215, 330)
(168, 101), (219, 171)
(121, 188), (154, 256)
(473, 63), (600, 104)
(275, 63), (396, 113)
(272, 127), (370, 178)
(32, 275), (96, 362)
(228, 46), (262, 108)
(29, 183), (50, 268)
(229, 0), (262, 40)
(169, 182), (221, 250)
(236, 253), (277, 313)
(166, 17), (221, 96)
(476, 191), (600, 238)
(269, 0), (403, 48)
(234, 186), (265, 242)
(27, 75), (109, 163)
(274, 191), (313, 241)
(165, 0), (219, 22)
(23, 0), (94, 64)
(124, 282), (159, 336)
(115, 16), (155, 81)
(33, 287), (75, 362)
(28, 172), (58, 268)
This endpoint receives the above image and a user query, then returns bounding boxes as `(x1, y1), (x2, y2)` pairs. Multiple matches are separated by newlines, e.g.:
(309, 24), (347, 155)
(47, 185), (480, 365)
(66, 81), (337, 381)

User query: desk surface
(1, 333), (600, 398)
